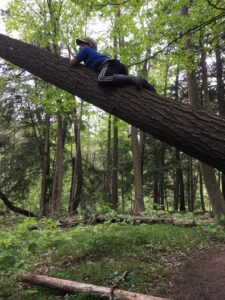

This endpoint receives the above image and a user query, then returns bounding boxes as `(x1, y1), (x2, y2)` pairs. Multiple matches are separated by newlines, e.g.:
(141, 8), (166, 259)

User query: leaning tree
(0, 33), (225, 173)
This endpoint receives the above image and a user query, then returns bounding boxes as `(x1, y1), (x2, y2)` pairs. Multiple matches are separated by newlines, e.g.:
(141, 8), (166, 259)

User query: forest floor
(1, 213), (225, 300)
(167, 246), (225, 300)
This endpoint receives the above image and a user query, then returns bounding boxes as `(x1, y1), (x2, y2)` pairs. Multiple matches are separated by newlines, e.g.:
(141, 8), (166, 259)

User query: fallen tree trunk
(1, 34), (225, 171)
(0, 191), (37, 217)
(59, 214), (196, 227)
(19, 274), (170, 300)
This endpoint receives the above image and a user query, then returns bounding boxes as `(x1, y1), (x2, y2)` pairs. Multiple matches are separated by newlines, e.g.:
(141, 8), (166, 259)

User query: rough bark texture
(19, 274), (170, 300)
(2, 34), (225, 171)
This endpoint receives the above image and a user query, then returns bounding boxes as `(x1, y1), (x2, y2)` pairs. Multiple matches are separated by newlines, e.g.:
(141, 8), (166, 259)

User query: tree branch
(129, 12), (225, 67)
(0, 191), (37, 217)
(206, 0), (225, 11)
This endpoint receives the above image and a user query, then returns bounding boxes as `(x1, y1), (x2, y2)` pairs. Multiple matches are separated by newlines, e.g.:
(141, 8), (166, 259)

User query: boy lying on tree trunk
(70, 37), (156, 93)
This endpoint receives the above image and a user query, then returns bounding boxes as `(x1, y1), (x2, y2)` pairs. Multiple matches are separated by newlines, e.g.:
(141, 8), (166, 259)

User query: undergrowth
(0, 214), (224, 299)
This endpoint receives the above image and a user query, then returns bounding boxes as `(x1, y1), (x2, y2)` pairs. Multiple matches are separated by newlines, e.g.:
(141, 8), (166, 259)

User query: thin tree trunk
(105, 114), (112, 202)
(111, 116), (118, 210)
(159, 144), (165, 210)
(189, 157), (195, 212)
(50, 111), (64, 217)
(140, 131), (145, 177)
(174, 69), (185, 212)
(68, 106), (83, 213)
(199, 166), (205, 212)
(131, 126), (145, 215)
(153, 143), (160, 210)
(187, 157), (191, 212)
(179, 166), (185, 212)
(39, 113), (51, 217)
(175, 149), (185, 212)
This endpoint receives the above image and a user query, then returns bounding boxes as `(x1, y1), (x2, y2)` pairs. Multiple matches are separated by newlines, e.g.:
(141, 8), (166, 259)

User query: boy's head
(76, 38), (97, 51)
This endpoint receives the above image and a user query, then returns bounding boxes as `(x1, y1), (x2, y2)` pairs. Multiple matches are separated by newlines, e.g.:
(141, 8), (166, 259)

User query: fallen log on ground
(59, 214), (196, 228)
(19, 274), (171, 300)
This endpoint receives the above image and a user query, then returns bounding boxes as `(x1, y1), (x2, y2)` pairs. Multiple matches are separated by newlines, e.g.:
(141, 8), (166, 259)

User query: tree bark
(189, 56), (225, 215)
(112, 116), (118, 210)
(50, 111), (64, 217)
(174, 69), (185, 212)
(2, 34), (225, 171)
(180, 5), (225, 215)
(68, 107), (83, 213)
(175, 149), (185, 212)
(131, 126), (145, 214)
(19, 274), (170, 300)
(199, 166), (206, 212)
(215, 46), (225, 199)
(105, 114), (112, 202)
(39, 113), (51, 217)
(199, 42), (225, 215)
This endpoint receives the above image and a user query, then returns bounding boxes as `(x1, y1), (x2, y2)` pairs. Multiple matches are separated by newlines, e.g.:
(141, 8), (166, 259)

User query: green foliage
(1, 0), (225, 220)
(0, 215), (225, 298)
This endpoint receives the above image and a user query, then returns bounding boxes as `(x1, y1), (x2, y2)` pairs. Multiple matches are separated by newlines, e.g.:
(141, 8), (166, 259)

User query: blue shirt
(75, 47), (109, 69)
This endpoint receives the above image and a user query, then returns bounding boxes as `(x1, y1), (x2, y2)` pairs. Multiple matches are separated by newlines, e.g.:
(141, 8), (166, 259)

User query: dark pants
(97, 59), (128, 86)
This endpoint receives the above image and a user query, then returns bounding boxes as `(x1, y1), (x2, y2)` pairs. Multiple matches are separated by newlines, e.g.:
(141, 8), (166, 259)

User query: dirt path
(167, 247), (225, 300)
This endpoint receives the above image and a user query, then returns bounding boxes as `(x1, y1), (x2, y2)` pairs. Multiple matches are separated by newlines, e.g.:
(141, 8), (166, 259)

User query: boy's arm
(70, 48), (86, 66)
(70, 58), (80, 65)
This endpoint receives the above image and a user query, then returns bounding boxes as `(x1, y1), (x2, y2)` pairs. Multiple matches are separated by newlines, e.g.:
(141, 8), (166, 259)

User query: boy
(70, 37), (156, 93)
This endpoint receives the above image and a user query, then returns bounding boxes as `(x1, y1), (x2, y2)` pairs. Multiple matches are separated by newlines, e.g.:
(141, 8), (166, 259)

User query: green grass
(0, 216), (224, 299)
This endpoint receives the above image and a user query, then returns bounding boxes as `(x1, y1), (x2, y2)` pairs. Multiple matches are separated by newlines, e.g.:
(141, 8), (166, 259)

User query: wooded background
(0, 0), (225, 218)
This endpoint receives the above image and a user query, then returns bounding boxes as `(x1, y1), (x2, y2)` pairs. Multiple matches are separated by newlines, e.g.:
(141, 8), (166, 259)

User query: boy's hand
(70, 58), (79, 65)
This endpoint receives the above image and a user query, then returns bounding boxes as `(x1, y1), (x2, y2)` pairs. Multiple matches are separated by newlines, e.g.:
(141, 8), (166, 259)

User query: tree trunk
(68, 106), (83, 213)
(189, 59), (225, 214)
(216, 46), (225, 199)
(39, 113), (51, 217)
(131, 126), (145, 214)
(19, 274), (170, 300)
(181, 5), (225, 216)
(50, 111), (64, 217)
(174, 69), (184, 212)
(199, 166), (206, 212)
(187, 157), (195, 212)
(105, 114), (112, 202)
(159, 143), (165, 210)
(175, 149), (185, 212)
(2, 34), (225, 171)
(153, 144), (160, 210)
(199, 44), (225, 215)
(111, 116), (118, 210)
